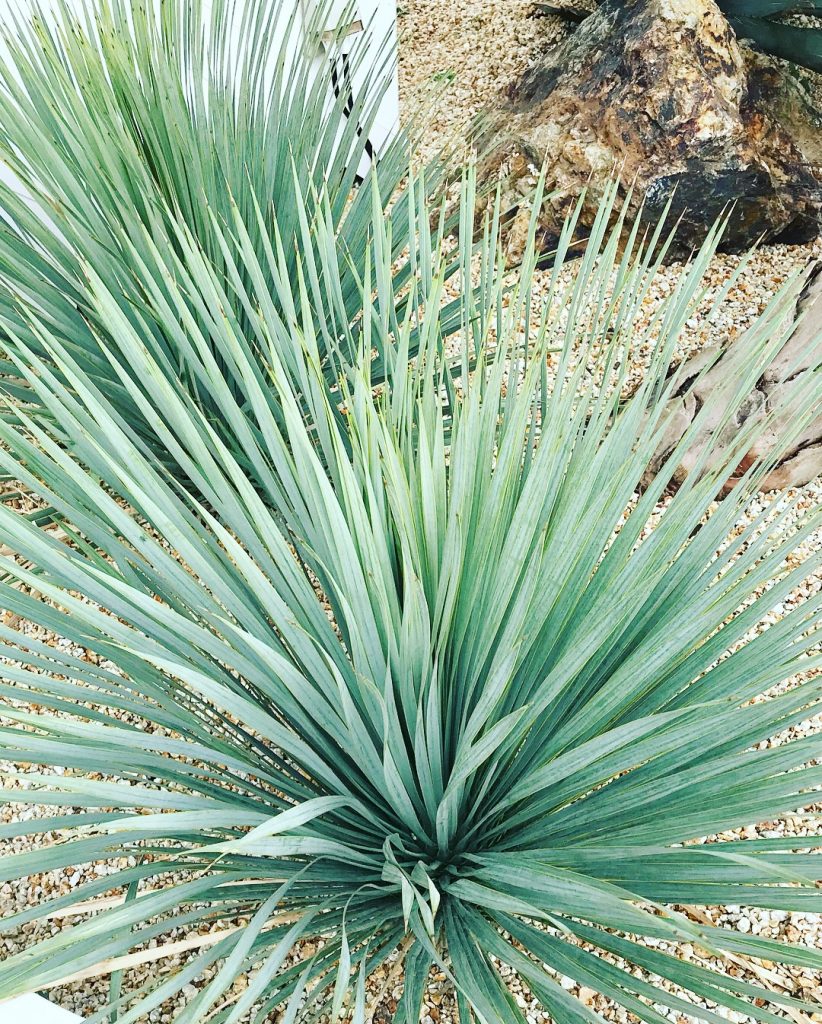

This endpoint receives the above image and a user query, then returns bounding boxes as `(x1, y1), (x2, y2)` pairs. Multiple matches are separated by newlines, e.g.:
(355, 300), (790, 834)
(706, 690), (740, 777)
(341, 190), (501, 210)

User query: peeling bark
(643, 262), (822, 492)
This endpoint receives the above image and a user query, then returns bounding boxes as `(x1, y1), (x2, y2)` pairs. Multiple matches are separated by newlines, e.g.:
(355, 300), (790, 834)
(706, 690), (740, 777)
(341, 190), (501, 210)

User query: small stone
(579, 987), (597, 1006)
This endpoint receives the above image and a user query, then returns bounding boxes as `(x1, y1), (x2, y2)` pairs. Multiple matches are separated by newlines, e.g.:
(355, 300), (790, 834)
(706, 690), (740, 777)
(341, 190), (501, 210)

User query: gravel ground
(1, 1), (821, 1020)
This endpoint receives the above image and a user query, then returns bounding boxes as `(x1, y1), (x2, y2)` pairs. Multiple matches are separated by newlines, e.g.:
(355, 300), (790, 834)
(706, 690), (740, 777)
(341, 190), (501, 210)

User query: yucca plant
(0, 168), (820, 1021)
(0, 0), (438, 480)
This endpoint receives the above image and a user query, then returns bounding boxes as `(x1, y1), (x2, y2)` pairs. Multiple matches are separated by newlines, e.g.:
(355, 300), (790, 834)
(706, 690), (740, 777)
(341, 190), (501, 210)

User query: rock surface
(479, 0), (822, 258)
(643, 261), (822, 493)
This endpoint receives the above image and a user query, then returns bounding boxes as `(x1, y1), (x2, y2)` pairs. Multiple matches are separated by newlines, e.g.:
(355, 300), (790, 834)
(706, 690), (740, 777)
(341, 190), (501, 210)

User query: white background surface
(0, 994), (83, 1023)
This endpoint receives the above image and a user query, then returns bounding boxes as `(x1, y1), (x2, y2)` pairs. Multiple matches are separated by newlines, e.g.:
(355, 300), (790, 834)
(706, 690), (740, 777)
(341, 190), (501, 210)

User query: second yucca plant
(0, 167), (820, 1021)
(0, 0), (431, 473)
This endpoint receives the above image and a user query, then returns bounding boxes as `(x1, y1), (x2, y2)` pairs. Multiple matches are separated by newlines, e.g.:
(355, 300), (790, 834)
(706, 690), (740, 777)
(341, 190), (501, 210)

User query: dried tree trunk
(478, 0), (822, 260)
(643, 263), (822, 493)
(475, 0), (821, 491)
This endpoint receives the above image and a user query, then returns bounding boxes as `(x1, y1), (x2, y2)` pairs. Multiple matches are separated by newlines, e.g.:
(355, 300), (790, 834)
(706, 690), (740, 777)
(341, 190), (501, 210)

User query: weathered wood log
(642, 262), (822, 492)
(479, 0), (822, 260)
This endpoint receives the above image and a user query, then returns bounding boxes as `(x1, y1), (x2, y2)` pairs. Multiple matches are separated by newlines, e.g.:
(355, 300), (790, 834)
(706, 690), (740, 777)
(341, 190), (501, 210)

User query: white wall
(0, 993), (83, 1023)
(312, 0), (400, 170)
